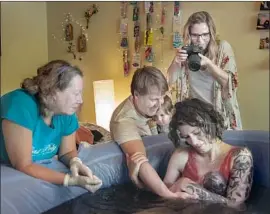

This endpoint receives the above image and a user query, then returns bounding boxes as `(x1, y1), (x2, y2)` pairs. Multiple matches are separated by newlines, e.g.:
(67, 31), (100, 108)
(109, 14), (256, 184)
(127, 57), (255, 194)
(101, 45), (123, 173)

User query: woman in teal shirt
(0, 60), (102, 193)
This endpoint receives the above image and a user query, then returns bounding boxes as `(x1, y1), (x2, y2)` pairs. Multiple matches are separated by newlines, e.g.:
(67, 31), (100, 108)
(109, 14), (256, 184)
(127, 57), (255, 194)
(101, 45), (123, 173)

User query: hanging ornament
(120, 37), (128, 48)
(65, 14), (74, 41)
(145, 2), (151, 13)
(173, 32), (183, 48)
(149, 2), (154, 13)
(146, 13), (152, 30)
(132, 53), (141, 68)
(77, 28), (87, 53)
(84, 4), (99, 29)
(121, 2), (128, 18)
(144, 28), (153, 46)
(67, 42), (76, 59)
(174, 1), (180, 16)
(133, 6), (139, 21)
(135, 36), (140, 53)
(173, 15), (181, 33)
(123, 50), (130, 76)
(145, 46), (154, 62)
(160, 7), (166, 38)
(134, 22), (140, 37)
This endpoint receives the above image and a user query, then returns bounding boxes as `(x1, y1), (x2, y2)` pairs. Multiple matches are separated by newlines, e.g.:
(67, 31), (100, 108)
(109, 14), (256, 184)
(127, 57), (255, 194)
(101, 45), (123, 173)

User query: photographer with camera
(167, 11), (242, 130)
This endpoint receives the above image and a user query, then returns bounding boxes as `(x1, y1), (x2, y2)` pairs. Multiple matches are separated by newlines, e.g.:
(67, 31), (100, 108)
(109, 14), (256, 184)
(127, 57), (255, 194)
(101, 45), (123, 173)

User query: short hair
(161, 95), (173, 115)
(131, 66), (168, 96)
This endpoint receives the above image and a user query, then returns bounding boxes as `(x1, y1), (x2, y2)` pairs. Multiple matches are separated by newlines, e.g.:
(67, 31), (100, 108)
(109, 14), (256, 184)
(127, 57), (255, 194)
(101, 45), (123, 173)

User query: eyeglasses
(190, 32), (210, 40)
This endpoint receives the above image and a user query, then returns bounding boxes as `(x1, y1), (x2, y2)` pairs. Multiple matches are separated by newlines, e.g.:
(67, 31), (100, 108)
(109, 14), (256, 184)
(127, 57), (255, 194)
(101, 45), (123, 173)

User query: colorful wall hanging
(120, 1), (130, 76)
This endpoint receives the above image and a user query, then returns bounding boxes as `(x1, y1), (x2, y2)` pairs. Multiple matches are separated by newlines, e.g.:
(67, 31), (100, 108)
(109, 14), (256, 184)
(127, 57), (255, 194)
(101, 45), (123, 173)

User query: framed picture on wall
(260, 1), (270, 11)
(259, 35), (269, 49)
(256, 13), (269, 30)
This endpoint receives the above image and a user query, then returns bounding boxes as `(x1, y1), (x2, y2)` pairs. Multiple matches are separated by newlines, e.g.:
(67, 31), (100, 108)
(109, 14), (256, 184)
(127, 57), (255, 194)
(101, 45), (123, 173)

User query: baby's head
(154, 95), (173, 126)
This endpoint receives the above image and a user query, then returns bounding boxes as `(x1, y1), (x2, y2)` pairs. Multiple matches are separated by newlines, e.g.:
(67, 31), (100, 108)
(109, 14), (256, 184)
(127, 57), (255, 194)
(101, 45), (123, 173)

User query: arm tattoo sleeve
(226, 147), (253, 203)
(185, 147), (253, 205)
(186, 183), (229, 204)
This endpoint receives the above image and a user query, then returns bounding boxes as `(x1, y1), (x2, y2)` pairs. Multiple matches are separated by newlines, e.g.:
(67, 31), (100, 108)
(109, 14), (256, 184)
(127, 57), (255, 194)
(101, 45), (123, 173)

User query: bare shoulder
(170, 147), (190, 171)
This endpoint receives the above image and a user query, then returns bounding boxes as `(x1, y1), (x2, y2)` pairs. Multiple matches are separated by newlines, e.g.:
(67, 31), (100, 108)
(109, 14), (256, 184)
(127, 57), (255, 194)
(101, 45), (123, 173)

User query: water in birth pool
(43, 183), (270, 214)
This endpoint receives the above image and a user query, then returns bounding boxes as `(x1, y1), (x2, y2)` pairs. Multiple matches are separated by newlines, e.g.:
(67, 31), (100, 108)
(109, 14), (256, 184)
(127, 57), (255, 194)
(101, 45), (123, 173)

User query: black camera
(182, 44), (202, 72)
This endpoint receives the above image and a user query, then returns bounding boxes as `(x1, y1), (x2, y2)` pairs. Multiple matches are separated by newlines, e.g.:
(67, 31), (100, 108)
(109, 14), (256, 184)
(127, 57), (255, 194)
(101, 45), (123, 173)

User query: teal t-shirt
(0, 89), (79, 162)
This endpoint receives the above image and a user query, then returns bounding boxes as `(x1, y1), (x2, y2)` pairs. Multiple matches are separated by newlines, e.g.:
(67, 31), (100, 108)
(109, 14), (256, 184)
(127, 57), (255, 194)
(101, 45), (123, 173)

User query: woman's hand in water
(126, 152), (149, 189)
(174, 191), (198, 200)
(169, 177), (195, 193)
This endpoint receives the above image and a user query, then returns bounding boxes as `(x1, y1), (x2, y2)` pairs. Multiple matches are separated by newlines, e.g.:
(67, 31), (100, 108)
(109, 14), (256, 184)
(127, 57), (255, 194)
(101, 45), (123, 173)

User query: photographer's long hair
(183, 11), (218, 64)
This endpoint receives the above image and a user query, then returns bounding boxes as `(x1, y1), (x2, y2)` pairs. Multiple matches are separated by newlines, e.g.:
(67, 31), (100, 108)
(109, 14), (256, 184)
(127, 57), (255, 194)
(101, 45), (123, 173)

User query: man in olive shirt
(110, 66), (180, 199)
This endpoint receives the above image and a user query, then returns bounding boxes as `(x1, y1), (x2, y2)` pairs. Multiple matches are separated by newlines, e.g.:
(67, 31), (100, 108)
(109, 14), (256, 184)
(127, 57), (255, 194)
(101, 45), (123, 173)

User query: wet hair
(160, 95), (173, 115)
(183, 11), (218, 63)
(131, 66), (168, 96)
(21, 60), (83, 117)
(169, 98), (226, 148)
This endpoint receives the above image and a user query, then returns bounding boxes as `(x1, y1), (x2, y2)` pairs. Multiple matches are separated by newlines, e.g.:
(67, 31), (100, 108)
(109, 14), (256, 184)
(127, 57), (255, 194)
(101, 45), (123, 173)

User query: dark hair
(131, 66), (168, 96)
(169, 98), (226, 148)
(21, 59), (83, 116)
(161, 95), (173, 115)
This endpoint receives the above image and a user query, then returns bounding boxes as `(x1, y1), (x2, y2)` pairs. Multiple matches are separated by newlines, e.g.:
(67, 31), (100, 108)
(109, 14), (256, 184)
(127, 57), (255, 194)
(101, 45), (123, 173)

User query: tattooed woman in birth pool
(163, 98), (253, 207)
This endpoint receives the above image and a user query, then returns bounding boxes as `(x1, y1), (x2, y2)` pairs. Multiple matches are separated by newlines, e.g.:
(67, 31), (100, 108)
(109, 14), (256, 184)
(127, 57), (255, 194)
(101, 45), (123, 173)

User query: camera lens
(188, 54), (201, 71)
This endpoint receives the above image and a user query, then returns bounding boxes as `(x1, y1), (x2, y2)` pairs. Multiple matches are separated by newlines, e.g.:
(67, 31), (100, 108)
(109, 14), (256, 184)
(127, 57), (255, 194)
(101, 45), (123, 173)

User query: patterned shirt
(169, 40), (242, 130)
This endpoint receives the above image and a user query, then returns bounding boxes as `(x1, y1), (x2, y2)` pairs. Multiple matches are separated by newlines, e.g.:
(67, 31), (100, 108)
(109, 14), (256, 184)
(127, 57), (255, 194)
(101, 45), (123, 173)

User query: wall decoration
(144, 1), (154, 65)
(52, 6), (99, 60)
(256, 12), (269, 30)
(65, 14), (74, 41)
(172, 1), (183, 48)
(84, 4), (99, 29)
(259, 35), (269, 49)
(115, 2), (171, 72)
(260, 1), (270, 10)
(123, 50), (130, 76)
(132, 2), (141, 68)
(67, 42), (76, 59)
(120, 2), (130, 76)
(77, 28), (87, 52)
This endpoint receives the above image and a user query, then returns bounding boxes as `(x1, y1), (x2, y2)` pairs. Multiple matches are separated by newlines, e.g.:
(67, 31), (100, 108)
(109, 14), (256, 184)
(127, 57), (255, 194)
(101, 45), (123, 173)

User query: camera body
(182, 44), (202, 71)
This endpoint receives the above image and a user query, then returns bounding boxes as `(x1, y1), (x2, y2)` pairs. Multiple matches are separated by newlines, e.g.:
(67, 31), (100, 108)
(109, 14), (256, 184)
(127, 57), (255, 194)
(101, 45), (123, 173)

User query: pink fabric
(182, 147), (238, 184)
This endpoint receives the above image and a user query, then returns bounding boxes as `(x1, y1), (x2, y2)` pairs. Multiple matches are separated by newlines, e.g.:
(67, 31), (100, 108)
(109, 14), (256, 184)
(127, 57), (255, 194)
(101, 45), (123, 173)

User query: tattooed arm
(185, 147), (253, 206)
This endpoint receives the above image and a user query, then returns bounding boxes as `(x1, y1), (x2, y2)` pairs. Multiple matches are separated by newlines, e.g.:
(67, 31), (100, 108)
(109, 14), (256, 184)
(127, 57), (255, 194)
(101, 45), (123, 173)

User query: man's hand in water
(126, 152), (149, 188)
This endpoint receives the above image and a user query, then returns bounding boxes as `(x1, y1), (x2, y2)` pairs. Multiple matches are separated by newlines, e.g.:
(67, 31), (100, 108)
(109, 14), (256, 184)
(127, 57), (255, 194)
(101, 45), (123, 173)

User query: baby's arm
(163, 148), (189, 188)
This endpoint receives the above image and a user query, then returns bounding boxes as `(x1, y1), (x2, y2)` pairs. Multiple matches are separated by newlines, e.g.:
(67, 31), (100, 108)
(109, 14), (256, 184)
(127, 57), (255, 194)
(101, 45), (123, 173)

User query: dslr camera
(182, 44), (203, 71)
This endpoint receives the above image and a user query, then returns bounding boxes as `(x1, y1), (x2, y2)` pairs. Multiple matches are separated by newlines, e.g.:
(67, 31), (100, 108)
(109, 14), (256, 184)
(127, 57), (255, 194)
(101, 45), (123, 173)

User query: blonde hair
(131, 66), (168, 96)
(183, 11), (218, 63)
(161, 95), (173, 115)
